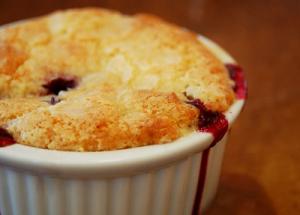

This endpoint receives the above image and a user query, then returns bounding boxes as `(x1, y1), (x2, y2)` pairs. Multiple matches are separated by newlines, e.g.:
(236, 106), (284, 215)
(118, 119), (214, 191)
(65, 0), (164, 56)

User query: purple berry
(43, 77), (77, 95)
(225, 64), (247, 99)
(0, 128), (15, 147)
(187, 99), (228, 146)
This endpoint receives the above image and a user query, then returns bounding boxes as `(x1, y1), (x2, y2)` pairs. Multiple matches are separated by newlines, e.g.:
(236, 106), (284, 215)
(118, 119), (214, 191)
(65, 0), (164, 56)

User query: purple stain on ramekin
(192, 148), (210, 215)
(0, 127), (15, 147)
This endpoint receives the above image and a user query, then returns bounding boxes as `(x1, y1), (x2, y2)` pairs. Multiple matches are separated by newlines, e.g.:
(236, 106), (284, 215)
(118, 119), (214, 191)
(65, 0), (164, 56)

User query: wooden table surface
(1, 0), (299, 214)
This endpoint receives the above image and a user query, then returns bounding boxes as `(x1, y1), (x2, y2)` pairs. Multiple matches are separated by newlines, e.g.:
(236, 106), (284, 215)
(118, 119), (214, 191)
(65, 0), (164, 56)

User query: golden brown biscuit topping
(0, 8), (235, 151)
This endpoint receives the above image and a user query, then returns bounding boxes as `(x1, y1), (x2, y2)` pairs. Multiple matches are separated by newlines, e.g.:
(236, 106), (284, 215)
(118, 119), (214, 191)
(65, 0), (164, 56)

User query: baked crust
(0, 8), (235, 151)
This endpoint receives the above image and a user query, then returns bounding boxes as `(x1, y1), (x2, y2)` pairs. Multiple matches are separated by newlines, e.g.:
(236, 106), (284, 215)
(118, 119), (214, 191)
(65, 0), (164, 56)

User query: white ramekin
(0, 35), (245, 215)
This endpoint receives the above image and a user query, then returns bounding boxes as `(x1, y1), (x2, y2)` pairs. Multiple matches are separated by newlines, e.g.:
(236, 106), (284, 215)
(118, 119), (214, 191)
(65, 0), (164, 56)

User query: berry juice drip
(0, 128), (15, 147)
(188, 99), (228, 215)
(192, 148), (210, 215)
(191, 64), (246, 214)
(225, 63), (247, 99)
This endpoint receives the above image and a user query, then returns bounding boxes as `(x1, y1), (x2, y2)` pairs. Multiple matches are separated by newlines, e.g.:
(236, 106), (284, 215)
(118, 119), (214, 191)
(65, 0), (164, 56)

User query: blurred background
(0, 0), (299, 214)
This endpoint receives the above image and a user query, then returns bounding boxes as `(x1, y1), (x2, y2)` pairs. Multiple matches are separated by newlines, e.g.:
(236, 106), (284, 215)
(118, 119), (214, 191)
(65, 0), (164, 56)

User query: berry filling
(42, 77), (77, 95)
(49, 96), (61, 105)
(225, 64), (247, 99)
(187, 99), (228, 146)
(0, 128), (16, 147)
